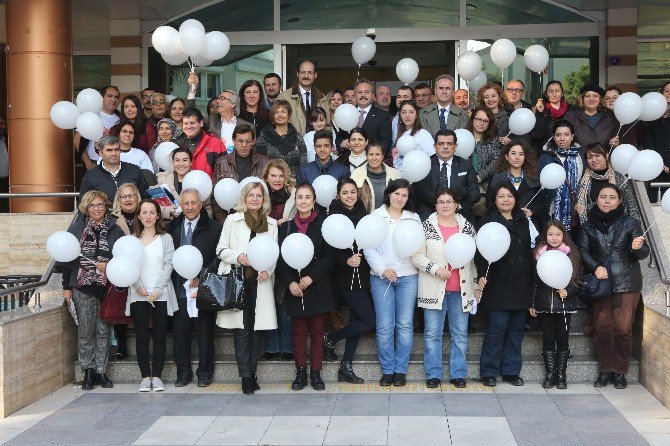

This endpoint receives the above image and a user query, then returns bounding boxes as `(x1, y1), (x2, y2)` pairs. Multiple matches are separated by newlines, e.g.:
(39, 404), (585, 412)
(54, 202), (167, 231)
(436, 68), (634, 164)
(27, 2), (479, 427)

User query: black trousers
(130, 301), (167, 378)
(329, 288), (376, 362)
(233, 282), (262, 378)
(172, 297), (217, 380)
(114, 324), (128, 355)
(539, 312), (572, 351)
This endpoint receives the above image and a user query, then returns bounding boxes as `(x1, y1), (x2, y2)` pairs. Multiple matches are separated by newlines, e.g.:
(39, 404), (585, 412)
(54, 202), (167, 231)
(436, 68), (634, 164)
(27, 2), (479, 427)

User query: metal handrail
(650, 182), (670, 203)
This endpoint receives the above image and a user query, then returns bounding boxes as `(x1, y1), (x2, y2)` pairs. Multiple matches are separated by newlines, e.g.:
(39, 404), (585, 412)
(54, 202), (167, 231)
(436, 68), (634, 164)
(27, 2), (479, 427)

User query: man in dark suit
(413, 129), (480, 221)
(168, 188), (223, 387)
(354, 79), (393, 156)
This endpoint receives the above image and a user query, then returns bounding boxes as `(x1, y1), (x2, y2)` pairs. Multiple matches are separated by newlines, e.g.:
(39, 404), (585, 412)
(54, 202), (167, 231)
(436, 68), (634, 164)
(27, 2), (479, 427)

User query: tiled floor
(1, 381), (668, 445)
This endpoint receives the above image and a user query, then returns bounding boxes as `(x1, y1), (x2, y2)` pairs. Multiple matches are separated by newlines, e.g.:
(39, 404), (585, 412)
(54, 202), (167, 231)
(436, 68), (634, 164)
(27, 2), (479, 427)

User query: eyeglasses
(88, 203), (105, 209)
(152, 99), (166, 105)
(246, 193), (263, 200)
(506, 88), (524, 93)
(119, 194), (136, 200)
(473, 117), (490, 124)
(437, 200), (456, 206)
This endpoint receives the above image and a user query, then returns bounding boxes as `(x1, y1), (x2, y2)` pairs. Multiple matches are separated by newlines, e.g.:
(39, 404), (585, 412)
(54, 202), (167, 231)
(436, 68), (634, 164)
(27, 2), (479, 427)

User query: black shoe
(252, 374), (260, 391)
(480, 377), (496, 387)
(613, 373), (627, 389)
(280, 352), (294, 361)
(450, 378), (467, 388)
(323, 333), (339, 362)
(310, 369), (325, 391)
(112, 351), (127, 361)
(413, 325), (424, 334)
(338, 360), (364, 383)
(392, 373), (406, 387)
(593, 372), (611, 388)
(542, 350), (557, 389)
(291, 367), (307, 391)
(426, 378), (441, 388)
(175, 374), (192, 387)
(262, 352), (280, 361)
(96, 372), (114, 388)
(502, 375), (524, 386)
(555, 351), (569, 390)
(379, 374), (394, 386)
(82, 369), (96, 391)
(241, 377), (254, 395)
(197, 377), (212, 387)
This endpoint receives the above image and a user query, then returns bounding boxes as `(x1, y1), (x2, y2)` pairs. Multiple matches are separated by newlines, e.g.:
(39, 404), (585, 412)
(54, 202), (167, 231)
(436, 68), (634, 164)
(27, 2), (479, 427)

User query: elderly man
(375, 85), (392, 111)
(148, 93), (168, 127)
(277, 59), (329, 134)
(419, 75), (469, 136)
(168, 188), (223, 387)
(355, 79), (392, 155)
(505, 79), (532, 110)
(141, 88), (155, 118)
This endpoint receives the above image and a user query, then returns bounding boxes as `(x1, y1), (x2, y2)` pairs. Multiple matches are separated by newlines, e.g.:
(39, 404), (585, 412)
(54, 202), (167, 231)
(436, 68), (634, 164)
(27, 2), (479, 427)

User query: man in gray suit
(419, 75), (469, 136)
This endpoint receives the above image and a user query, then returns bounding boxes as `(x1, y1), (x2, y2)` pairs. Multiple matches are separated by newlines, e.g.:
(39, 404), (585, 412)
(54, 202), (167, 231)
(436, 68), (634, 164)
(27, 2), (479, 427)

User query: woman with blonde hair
(476, 83), (511, 144)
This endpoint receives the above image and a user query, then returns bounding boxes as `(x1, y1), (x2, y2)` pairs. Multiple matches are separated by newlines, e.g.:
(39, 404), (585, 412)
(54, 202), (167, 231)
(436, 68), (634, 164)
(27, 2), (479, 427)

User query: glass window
(465, 0), (593, 25)
(169, 0), (273, 32)
(73, 55), (111, 93)
(637, 41), (670, 95)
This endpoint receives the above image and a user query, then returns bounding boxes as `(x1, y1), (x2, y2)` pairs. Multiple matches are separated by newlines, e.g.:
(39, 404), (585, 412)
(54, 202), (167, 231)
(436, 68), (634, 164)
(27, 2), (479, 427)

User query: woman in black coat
(475, 182), (533, 387)
(277, 183), (335, 391)
(577, 184), (649, 390)
(323, 179), (376, 383)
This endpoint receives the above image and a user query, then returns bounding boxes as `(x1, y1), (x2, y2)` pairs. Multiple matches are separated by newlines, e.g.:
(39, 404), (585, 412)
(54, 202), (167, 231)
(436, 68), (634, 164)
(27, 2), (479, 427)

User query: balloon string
(357, 64), (361, 82)
(298, 269), (304, 311)
(80, 254), (95, 264)
(524, 187), (544, 208)
(561, 293), (567, 333)
(619, 176), (630, 188)
(641, 213), (663, 237)
(383, 280), (392, 297)
(484, 263), (491, 281)
(620, 120), (639, 139)
(615, 123), (622, 139)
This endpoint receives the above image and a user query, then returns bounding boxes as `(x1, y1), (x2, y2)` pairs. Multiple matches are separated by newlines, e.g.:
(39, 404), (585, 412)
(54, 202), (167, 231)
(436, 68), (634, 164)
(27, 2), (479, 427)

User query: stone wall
(638, 305), (670, 408)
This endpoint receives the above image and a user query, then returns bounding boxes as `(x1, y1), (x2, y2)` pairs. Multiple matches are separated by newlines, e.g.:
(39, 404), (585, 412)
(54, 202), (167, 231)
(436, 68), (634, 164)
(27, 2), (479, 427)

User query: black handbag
(581, 225), (620, 303)
(196, 258), (246, 312)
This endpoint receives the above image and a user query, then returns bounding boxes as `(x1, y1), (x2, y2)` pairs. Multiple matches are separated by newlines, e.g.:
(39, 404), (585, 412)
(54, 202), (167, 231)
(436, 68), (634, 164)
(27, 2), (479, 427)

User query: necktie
(305, 92), (311, 111)
(439, 108), (447, 131)
(439, 161), (449, 189)
(358, 109), (366, 127)
(184, 221), (193, 246)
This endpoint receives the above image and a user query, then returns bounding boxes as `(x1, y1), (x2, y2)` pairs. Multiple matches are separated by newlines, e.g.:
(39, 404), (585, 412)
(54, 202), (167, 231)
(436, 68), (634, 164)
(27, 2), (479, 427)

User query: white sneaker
(139, 377), (152, 392)
(151, 377), (165, 391)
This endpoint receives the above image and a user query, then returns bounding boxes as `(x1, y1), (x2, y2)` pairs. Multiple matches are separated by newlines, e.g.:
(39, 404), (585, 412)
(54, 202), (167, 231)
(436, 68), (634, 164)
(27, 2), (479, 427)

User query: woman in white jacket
(364, 179), (420, 387)
(411, 188), (479, 389)
(215, 182), (278, 395)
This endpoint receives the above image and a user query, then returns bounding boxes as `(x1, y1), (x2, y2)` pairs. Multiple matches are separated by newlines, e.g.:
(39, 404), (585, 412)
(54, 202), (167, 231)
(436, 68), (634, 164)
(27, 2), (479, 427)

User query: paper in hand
(67, 299), (78, 325)
(184, 282), (199, 318)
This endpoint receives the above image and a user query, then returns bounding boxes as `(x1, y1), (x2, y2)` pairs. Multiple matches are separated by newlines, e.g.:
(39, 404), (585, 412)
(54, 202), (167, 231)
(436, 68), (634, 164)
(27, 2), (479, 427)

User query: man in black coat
(413, 129), (480, 221)
(355, 80), (392, 156)
(167, 188), (223, 387)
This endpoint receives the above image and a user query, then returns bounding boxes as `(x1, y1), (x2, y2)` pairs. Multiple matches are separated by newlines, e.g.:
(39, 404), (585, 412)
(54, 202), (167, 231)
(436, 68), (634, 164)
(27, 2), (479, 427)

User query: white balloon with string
(154, 142), (179, 172)
(610, 144), (638, 176)
(396, 134), (417, 156)
(183, 170), (213, 201)
(454, 129), (475, 158)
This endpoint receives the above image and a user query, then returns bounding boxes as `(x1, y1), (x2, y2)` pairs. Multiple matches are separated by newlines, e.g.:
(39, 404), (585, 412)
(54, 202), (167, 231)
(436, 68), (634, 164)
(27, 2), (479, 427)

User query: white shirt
(86, 111), (119, 161)
(299, 85), (312, 110)
(437, 104), (451, 121)
(98, 147), (153, 172)
(0, 136), (7, 179)
(364, 206), (421, 278)
(220, 115), (237, 151)
(439, 158), (453, 187)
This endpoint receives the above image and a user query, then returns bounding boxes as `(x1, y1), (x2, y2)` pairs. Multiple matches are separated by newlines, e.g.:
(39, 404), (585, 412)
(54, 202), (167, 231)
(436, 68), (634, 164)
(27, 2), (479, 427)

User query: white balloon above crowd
(152, 19), (230, 68)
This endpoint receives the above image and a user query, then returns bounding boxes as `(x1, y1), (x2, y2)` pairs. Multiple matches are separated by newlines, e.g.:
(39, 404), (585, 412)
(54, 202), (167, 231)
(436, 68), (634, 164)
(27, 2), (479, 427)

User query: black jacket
(487, 171), (543, 227)
(167, 210), (223, 293)
(276, 214), (335, 317)
(79, 162), (149, 201)
(531, 103), (578, 153)
(413, 155), (479, 221)
(361, 105), (393, 156)
(644, 116), (670, 167)
(531, 257), (581, 313)
(577, 214), (649, 294)
(328, 199), (371, 290)
(475, 208), (533, 311)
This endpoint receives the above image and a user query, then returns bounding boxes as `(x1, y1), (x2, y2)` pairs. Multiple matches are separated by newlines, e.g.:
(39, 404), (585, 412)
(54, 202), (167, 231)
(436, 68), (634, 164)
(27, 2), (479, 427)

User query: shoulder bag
(99, 284), (132, 324)
(196, 258), (246, 312)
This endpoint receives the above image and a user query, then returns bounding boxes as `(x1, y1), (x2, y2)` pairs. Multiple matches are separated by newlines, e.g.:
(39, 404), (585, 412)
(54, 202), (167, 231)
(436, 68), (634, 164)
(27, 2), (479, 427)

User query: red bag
(99, 284), (132, 324)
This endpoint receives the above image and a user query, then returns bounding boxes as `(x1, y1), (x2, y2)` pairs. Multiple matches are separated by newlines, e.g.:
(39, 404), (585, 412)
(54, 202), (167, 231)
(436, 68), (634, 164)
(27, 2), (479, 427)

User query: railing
(650, 182), (670, 204)
(0, 192), (80, 212)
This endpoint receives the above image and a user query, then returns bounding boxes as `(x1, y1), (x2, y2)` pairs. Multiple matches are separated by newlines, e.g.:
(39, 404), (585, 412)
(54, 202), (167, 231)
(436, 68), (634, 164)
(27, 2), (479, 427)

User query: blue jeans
(424, 291), (469, 380)
(479, 309), (526, 378)
(370, 274), (418, 374)
(262, 300), (292, 354)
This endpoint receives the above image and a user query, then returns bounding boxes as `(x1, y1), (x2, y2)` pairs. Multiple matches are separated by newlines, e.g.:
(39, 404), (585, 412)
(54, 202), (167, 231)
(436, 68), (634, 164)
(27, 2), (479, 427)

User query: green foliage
(563, 64), (590, 104)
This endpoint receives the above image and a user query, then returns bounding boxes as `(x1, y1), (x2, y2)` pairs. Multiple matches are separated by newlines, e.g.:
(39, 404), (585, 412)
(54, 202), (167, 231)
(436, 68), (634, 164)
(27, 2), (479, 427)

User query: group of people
(61, 59), (668, 395)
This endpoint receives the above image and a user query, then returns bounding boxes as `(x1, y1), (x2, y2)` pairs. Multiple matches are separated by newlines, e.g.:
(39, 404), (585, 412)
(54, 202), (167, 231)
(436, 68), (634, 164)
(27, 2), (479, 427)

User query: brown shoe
(582, 316), (595, 336)
(327, 310), (345, 331)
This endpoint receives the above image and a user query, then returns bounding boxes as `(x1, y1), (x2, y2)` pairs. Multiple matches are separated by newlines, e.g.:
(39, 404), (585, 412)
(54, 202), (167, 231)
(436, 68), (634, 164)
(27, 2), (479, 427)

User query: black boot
(323, 333), (339, 361)
(241, 377), (254, 395)
(542, 351), (556, 389)
(555, 351), (569, 390)
(291, 367), (307, 391)
(95, 372), (114, 388)
(82, 369), (96, 390)
(310, 369), (325, 391)
(252, 374), (260, 391)
(338, 360), (364, 384)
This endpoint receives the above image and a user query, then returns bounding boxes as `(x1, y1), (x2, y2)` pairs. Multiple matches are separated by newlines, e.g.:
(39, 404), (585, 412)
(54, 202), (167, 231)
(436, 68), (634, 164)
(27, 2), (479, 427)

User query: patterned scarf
(294, 210), (317, 234)
(76, 216), (111, 287)
(575, 167), (616, 224)
(553, 147), (582, 229)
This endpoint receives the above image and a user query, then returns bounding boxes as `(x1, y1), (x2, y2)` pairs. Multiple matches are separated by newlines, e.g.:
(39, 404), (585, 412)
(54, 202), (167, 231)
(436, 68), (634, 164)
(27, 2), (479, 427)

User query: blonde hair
(78, 190), (109, 215)
(476, 83), (509, 109)
(234, 182), (271, 214)
(112, 183), (141, 214)
(263, 158), (296, 190)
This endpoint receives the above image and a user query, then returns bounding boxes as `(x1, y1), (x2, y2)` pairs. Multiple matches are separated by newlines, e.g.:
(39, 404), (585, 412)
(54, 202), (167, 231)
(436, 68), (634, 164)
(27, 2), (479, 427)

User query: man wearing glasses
(505, 80), (531, 110)
(141, 88), (155, 119)
(148, 93), (169, 127)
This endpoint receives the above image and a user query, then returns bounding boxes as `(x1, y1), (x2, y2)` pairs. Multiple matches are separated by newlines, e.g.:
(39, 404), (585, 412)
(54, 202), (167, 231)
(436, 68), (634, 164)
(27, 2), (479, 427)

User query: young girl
(530, 220), (582, 390)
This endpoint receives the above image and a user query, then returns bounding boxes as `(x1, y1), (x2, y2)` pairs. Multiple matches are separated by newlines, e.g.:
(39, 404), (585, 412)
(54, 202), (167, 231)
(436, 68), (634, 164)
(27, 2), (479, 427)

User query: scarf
(548, 99), (569, 120)
(151, 118), (178, 150)
(588, 204), (624, 234)
(264, 124), (299, 155)
(294, 210), (317, 234)
(534, 242), (570, 260)
(575, 167), (616, 224)
(268, 187), (290, 220)
(328, 198), (368, 226)
(552, 147), (582, 229)
(76, 216), (111, 288)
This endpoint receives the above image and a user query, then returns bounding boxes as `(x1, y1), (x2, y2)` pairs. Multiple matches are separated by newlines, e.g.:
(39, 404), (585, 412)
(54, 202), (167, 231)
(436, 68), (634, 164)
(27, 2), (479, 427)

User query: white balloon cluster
(613, 92), (667, 126)
(611, 146), (664, 182)
(152, 19), (230, 68)
(50, 88), (107, 140)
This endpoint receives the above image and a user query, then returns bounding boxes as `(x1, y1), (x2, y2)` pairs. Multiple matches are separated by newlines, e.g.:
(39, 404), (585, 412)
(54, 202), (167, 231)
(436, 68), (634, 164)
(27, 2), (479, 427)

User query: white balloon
(247, 234), (280, 272)
(396, 134), (417, 156)
(202, 31), (230, 61)
(539, 163), (567, 189)
(468, 71), (487, 94)
(190, 53), (213, 67)
(172, 245), (203, 280)
(640, 92), (667, 122)
(154, 142), (179, 172)
(524, 45), (549, 74)
(76, 88), (103, 114)
(627, 149), (664, 182)
(183, 170), (213, 201)
(106, 257), (141, 287)
(321, 214), (356, 249)
(313, 175), (338, 208)
(661, 189), (670, 214)
(454, 129), (475, 158)
(50, 101), (80, 130)
(536, 250), (573, 290)
(46, 231), (80, 262)
(508, 107), (536, 135)
(239, 176), (269, 194)
(76, 112), (104, 141)
(152, 26), (179, 55)
(162, 52), (188, 66)
(396, 58), (420, 85)
(392, 219), (426, 258)
(610, 144), (638, 175)
(456, 51), (482, 82)
(112, 236), (145, 266)
(444, 233), (476, 269)
(214, 178), (239, 211)
(179, 19), (205, 33)
(352, 36), (376, 65)
(179, 26), (206, 57)
(613, 92), (642, 125)
(355, 214), (389, 250)
(490, 39), (517, 70)
(334, 103), (359, 132)
(476, 222), (511, 263)
(401, 150), (431, 183)
(281, 233), (314, 271)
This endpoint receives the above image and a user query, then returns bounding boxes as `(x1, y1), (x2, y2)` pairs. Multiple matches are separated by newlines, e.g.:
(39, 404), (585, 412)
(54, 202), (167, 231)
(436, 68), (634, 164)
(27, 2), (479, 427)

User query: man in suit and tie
(277, 59), (329, 135)
(413, 129), (479, 221)
(419, 75), (469, 137)
(354, 79), (393, 156)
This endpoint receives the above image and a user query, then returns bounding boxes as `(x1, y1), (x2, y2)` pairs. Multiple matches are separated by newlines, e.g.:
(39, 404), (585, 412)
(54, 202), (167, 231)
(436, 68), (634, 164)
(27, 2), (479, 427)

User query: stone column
(111, 19), (143, 96)
(606, 8), (638, 92)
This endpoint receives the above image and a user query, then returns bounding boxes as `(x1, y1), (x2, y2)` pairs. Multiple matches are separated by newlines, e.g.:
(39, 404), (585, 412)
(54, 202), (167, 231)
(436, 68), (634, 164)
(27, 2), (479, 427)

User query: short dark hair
(232, 123), (255, 140)
(365, 139), (384, 155)
(313, 129), (333, 145)
(349, 127), (368, 140)
(605, 85), (622, 95)
(382, 179), (414, 212)
(344, 85), (355, 92)
(552, 119), (574, 135)
(296, 58), (318, 72)
(171, 147), (192, 161)
(397, 85), (414, 98)
(264, 72), (282, 84)
(414, 82), (431, 91)
(489, 182), (521, 212)
(598, 183), (622, 199)
(434, 129), (457, 144)
(101, 85), (120, 96)
(432, 188), (460, 207)
(182, 107), (204, 122)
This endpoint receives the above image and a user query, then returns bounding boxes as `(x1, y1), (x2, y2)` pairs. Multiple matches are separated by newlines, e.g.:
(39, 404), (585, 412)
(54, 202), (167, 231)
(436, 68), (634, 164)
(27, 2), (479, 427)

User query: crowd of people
(58, 59), (668, 395)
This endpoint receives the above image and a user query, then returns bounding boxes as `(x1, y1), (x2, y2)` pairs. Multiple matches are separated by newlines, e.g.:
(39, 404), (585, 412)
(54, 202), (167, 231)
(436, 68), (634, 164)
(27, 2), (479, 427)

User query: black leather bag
(196, 258), (246, 312)
(582, 258), (613, 302)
